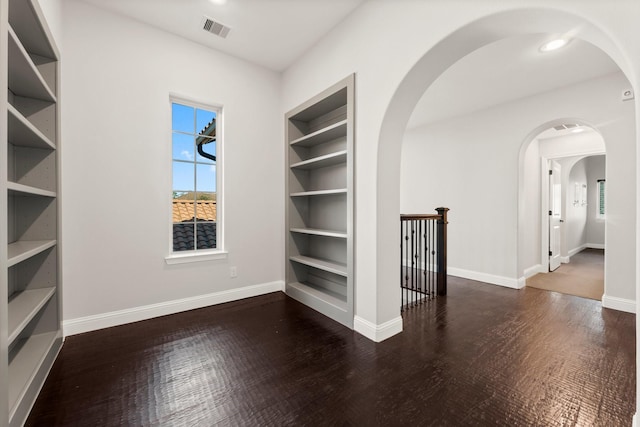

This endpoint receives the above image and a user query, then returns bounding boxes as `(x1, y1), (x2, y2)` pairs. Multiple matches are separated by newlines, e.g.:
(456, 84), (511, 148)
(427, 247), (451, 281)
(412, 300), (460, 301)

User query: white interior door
(549, 160), (562, 271)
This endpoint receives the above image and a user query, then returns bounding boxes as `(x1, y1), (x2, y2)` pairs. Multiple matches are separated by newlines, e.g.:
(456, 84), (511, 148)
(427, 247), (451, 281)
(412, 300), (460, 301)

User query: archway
(518, 122), (607, 300)
(376, 7), (635, 324)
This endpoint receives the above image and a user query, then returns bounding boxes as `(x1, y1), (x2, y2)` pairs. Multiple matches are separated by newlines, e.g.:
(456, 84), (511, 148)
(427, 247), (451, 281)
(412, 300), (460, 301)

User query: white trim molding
(524, 264), (545, 279)
(632, 413), (636, 427)
(354, 315), (403, 342)
(601, 294), (636, 314)
(449, 267), (525, 290)
(63, 281), (284, 336)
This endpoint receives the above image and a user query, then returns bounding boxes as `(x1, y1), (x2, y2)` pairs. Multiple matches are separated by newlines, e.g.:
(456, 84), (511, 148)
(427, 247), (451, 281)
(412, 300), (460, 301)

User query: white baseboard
(560, 256), (570, 264)
(568, 243), (605, 259)
(524, 264), (544, 279)
(568, 245), (586, 258)
(354, 315), (403, 342)
(633, 413), (637, 427)
(449, 267), (524, 290)
(63, 281), (285, 337)
(601, 294), (636, 314)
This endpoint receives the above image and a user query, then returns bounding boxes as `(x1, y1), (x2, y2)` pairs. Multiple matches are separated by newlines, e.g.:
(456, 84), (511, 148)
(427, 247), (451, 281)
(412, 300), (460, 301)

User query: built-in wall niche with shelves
(289, 193), (347, 233)
(289, 232), (347, 267)
(8, 144), (56, 193)
(8, 194), (57, 245)
(8, 293), (59, 418)
(8, 92), (57, 145)
(285, 74), (354, 328)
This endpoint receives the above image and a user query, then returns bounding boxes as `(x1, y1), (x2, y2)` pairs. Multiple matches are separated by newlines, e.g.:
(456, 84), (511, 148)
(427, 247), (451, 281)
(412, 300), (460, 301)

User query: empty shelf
(8, 240), (56, 267)
(8, 26), (56, 102)
(290, 120), (347, 147)
(290, 228), (347, 239)
(9, 0), (58, 59)
(287, 281), (348, 311)
(290, 150), (347, 170)
(289, 255), (347, 277)
(8, 287), (56, 345)
(8, 182), (56, 198)
(7, 104), (56, 149)
(8, 331), (58, 415)
(290, 188), (347, 197)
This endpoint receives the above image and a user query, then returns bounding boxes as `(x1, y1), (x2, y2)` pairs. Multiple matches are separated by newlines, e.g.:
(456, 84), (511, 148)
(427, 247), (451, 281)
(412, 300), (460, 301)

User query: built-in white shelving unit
(1, 0), (62, 425)
(285, 75), (354, 328)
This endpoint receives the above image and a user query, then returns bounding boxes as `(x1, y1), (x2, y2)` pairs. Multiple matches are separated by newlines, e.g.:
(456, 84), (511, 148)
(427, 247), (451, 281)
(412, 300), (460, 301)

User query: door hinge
(549, 170), (553, 175)
(549, 250), (553, 256)
(549, 210), (552, 216)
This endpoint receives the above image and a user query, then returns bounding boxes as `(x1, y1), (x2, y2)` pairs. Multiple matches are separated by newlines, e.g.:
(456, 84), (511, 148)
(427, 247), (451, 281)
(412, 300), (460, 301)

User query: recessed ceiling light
(540, 38), (570, 52)
(209, 0), (227, 5)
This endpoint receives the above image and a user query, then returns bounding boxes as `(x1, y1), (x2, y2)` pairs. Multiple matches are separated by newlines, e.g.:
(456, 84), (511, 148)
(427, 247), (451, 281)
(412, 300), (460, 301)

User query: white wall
(60, 0), (284, 326)
(401, 73), (633, 298)
(586, 155), (606, 245)
(565, 157), (588, 253)
(282, 1), (640, 331)
(522, 140), (541, 273)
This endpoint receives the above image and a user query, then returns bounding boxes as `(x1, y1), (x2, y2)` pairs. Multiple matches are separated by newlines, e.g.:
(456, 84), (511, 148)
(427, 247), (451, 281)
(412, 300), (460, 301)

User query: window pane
(172, 103), (194, 133)
(172, 196), (195, 223)
(196, 222), (217, 249)
(197, 109), (216, 137)
(196, 164), (216, 192)
(173, 223), (195, 251)
(194, 196), (216, 222)
(173, 161), (195, 192)
(173, 133), (194, 161)
(196, 138), (216, 164)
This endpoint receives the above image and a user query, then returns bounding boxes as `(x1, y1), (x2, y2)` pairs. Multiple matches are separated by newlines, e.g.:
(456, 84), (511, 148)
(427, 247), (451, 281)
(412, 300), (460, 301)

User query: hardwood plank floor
(27, 277), (635, 426)
(527, 248), (605, 301)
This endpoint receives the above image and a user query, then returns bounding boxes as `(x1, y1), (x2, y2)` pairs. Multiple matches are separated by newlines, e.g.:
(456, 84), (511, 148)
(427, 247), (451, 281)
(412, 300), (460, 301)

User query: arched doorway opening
(377, 7), (636, 324)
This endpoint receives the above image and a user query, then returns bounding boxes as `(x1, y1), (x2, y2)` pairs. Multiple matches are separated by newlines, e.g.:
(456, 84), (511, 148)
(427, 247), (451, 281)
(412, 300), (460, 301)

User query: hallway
(527, 249), (604, 301)
(27, 275), (633, 426)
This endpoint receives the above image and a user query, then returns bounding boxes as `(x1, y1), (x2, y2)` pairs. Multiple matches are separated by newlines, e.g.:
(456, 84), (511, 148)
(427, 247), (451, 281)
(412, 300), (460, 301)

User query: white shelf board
(289, 255), (347, 277)
(8, 287), (56, 345)
(288, 281), (348, 311)
(290, 188), (347, 197)
(290, 150), (347, 170)
(290, 228), (347, 239)
(8, 331), (58, 415)
(8, 240), (57, 267)
(7, 103), (56, 149)
(8, 182), (56, 198)
(8, 26), (56, 102)
(290, 120), (347, 147)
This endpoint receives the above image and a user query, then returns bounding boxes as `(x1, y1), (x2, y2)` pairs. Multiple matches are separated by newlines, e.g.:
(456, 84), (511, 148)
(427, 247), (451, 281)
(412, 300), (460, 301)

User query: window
(597, 179), (605, 218)
(170, 97), (222, 255)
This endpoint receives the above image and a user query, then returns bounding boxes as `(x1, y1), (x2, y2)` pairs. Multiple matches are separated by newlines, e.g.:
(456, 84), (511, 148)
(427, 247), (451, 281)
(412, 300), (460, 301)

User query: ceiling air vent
(202, 16), (231, 38)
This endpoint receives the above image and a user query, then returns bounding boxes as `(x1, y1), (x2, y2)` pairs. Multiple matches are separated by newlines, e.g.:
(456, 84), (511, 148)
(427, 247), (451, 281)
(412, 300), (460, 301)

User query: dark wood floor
(27, 277), (635, 426)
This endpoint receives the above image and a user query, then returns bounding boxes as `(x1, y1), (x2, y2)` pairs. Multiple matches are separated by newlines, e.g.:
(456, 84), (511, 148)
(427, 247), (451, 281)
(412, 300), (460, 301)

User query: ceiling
(407, 34), (621, 129)
(78, 1), (620, 126)
(79, 0), (365, 71)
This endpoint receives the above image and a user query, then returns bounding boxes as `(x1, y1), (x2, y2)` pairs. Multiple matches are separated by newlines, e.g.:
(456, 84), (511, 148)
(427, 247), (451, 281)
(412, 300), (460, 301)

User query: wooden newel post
(436, 207), (449, 296)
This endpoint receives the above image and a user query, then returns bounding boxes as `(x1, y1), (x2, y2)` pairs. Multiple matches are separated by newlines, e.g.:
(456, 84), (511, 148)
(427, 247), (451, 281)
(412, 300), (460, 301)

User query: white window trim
(166, 93), (225, 263)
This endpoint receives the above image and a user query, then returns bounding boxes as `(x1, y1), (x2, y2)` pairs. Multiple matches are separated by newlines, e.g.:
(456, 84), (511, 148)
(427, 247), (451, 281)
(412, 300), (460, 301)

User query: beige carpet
(526, 248), (604, 301)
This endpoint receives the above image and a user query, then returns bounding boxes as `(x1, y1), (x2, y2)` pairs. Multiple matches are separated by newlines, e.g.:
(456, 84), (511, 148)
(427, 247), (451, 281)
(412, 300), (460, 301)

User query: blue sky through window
(172, 103), (217, 193)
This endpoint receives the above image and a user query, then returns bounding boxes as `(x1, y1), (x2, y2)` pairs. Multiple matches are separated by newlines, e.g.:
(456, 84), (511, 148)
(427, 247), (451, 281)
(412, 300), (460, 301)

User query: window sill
(165, 250), (228, 265)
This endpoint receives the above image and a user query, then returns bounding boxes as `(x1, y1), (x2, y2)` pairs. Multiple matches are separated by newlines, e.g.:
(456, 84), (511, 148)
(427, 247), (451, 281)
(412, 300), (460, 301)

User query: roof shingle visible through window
(172, 200), (216, 223)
